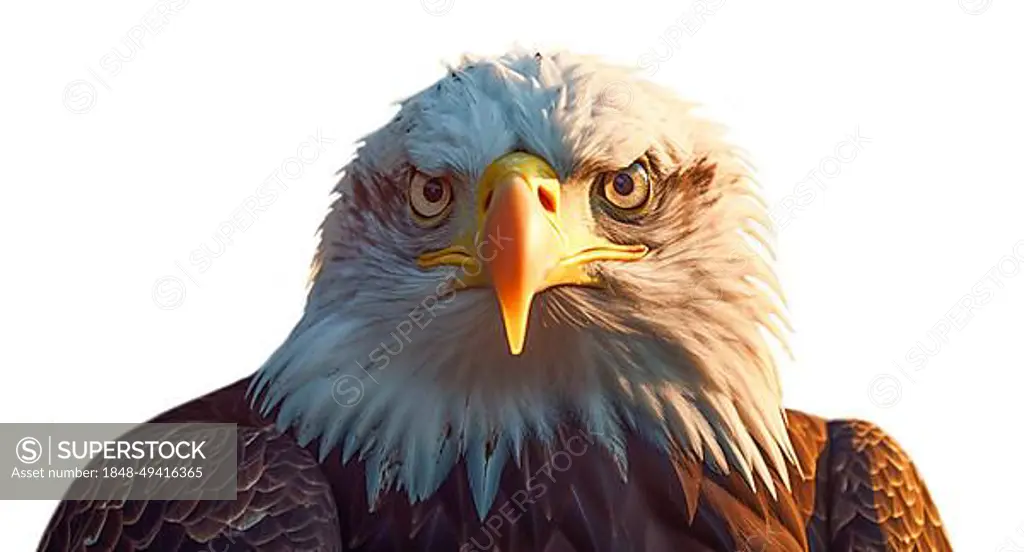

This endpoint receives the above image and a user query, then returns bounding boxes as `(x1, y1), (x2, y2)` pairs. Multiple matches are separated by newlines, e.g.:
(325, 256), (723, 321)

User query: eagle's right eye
(409, 173), (453, 223)
(594, 159), (653, 221)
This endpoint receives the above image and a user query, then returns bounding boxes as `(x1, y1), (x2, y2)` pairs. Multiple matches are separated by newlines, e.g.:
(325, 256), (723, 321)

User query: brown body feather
(38, 377), (950, 551)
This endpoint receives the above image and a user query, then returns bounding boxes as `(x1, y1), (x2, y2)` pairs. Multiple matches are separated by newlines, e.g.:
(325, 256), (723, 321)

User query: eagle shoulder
(792, 412), (952, 551)
(37, 378), (343, 552)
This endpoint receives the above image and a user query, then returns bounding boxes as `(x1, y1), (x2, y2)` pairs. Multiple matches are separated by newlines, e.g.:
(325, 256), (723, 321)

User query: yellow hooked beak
(417, 152), (648, 355)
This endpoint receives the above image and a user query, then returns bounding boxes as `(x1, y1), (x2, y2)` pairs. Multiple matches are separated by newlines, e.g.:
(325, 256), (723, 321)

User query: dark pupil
(423, 179), (445, 203)
(612, 173), (634, 196)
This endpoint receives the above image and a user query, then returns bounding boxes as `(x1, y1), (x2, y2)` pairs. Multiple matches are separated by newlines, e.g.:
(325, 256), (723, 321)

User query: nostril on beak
(537, 185), (557, 214)
(483, 190), (494, 212)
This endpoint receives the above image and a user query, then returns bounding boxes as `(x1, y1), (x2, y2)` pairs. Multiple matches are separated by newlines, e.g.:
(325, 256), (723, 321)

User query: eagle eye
(596, 160), (652, 217)
(409, 173), (453, 223)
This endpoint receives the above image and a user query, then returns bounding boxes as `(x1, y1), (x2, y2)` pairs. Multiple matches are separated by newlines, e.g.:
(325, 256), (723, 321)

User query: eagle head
(251, 50), (795, 514)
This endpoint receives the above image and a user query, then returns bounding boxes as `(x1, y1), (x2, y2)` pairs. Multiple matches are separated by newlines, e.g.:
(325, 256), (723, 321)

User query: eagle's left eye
(409, 173), (453, 223)
(599, 161), (651, 212)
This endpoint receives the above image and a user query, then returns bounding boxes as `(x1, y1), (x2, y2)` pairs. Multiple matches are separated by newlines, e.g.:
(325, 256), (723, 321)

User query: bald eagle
(40, 51), (950, 551)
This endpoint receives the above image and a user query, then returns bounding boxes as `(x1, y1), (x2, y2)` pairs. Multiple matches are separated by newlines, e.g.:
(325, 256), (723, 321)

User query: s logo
(16, 437), (42, 464)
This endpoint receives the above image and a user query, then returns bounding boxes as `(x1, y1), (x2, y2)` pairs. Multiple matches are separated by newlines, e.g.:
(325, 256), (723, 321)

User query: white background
(1, 0), (1020, 549)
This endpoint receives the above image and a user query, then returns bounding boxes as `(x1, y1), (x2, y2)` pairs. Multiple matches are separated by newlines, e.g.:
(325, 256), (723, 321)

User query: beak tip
(502, 316), (528, 356)
(495, 298), (531, 357)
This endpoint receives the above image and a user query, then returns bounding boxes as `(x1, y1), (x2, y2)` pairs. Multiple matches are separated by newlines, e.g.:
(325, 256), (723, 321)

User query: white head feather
(250, 50), (795, 518)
